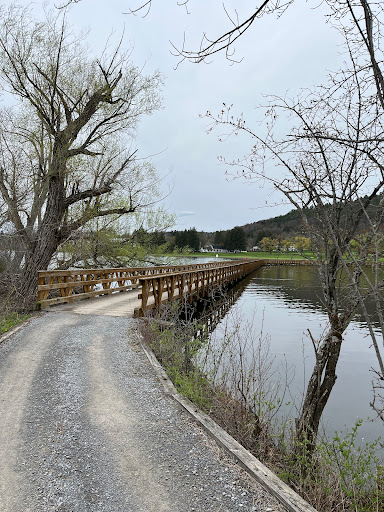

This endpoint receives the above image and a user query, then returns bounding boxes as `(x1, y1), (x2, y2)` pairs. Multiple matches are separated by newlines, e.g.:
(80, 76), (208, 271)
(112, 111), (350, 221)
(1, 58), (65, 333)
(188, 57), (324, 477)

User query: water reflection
(208, 265), (383, 445)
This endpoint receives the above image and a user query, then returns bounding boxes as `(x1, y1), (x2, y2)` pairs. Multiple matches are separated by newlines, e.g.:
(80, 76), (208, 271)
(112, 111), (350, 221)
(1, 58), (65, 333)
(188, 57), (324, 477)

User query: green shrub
(318, 420), (383, 512)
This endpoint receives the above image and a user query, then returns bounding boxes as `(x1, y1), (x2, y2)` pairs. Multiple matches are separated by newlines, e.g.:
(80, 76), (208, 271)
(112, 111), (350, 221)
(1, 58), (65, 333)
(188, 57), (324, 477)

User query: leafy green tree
(260, 237), (278, 253)
(57, 206), (174, 268)
(281, 238), (293, 253)
(0, 6), (164, 305)
(294, 236), (311, 255)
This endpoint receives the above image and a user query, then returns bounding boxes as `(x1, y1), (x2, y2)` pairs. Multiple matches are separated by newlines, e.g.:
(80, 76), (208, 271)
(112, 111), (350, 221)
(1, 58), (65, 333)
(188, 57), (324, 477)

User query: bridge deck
(51, 276), (205, 317)
(55, 289), (141, 317)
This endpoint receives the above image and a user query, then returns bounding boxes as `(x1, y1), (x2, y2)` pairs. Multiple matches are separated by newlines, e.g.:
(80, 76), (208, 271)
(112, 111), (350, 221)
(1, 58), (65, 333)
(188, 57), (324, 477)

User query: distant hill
(241, 208), (306, 241)
(199, 208), (310, 249)
(168, 195), (382, 250)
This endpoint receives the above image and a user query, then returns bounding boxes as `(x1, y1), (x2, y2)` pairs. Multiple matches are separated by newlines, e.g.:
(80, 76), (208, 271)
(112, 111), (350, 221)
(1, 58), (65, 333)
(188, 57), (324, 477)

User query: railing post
(155, 277), (165, 307)
(140, 279), (149, 316)
(169, 275), (176, 301)
(37, 273), (45, 302)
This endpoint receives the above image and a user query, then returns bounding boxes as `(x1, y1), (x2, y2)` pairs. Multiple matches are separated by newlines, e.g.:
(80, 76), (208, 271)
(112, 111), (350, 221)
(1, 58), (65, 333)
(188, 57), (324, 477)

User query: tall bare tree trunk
(18, 175), (66, 307)
(295, 325), (343, 452)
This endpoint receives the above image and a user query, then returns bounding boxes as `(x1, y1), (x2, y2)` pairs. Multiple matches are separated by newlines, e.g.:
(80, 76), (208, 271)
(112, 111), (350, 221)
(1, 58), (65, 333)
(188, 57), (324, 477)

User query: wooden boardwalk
(38, 259), (313, 317)
(52, 288), (143, 317)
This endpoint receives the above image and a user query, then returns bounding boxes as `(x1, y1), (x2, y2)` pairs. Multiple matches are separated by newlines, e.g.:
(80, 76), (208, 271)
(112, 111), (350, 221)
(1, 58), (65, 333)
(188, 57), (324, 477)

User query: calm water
(210, 265), (383, 445)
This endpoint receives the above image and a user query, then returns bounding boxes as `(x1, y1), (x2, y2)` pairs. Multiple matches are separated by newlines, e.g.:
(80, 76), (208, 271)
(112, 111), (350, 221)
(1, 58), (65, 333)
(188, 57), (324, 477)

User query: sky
(26, 1), (344, 231)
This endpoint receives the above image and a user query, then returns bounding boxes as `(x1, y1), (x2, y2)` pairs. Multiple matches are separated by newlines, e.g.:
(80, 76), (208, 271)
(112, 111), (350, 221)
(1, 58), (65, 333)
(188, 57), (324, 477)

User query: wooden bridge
(37, 259), (313, 317)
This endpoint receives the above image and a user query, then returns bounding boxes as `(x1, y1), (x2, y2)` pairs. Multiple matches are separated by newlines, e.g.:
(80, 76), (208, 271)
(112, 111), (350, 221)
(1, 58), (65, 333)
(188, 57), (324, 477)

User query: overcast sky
(31, 1), (344, 231)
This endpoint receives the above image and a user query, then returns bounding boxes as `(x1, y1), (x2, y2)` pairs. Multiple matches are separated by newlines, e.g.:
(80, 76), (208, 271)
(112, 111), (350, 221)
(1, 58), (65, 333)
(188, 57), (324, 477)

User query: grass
(161, 249), (384, 263)
(186, 250), (384, 263)
(184, 251), (315, 260)
(0, 311), (31, 335)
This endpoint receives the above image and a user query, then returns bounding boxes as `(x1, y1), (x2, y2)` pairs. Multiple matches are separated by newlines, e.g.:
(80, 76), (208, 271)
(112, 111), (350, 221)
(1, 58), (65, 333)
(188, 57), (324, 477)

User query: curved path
(0, 305), (284, 512)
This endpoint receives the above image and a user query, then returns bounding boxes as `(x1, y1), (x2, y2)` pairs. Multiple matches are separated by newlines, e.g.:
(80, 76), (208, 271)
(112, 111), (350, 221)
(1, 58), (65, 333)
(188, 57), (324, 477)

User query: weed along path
(0, 308), (286, 512)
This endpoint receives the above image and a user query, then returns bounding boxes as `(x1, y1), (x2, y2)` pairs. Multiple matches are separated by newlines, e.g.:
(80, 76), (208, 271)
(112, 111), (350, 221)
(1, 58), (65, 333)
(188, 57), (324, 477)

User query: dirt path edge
(139, 335), (318, 512)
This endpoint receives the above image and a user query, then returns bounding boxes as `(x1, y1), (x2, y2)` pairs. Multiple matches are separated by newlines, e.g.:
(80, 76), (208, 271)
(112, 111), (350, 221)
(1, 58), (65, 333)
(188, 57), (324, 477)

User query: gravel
(0, 311), (286, 512)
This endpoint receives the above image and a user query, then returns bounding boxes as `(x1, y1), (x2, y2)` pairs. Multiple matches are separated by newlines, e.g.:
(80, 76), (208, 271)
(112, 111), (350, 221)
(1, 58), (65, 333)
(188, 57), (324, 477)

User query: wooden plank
(37, 261), (237, 278)
(37, 259), (245, 278)
(37, 277), (135, 291)
(39, 285), (135, 308)
(37, 275), (46, 301)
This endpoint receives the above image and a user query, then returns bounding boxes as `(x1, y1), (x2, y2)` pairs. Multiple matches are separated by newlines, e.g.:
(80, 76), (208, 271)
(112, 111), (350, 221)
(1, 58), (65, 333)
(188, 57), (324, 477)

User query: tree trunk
(295, 325), (344, 453)
(18, 236), (59, 308)
(17, 175), (66, 308)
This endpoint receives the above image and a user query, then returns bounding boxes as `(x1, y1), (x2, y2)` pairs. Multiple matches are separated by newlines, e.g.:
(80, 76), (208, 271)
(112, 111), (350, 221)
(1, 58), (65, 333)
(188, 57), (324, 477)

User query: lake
(208, 264), (383, 446)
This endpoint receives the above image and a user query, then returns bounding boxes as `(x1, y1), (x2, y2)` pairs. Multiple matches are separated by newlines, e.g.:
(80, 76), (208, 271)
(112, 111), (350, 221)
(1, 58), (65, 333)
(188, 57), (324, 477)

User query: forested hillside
(168, 196), (383, 251)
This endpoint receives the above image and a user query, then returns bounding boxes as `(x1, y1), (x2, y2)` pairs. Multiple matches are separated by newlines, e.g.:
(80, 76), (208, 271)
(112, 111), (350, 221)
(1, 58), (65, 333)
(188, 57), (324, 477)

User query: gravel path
(0, 311), (285, 512)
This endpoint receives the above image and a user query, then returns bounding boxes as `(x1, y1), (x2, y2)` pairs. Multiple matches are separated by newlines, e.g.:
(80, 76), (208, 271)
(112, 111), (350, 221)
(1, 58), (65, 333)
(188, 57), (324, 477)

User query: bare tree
(204, 39), (384, 443)
(63, 0), (383, 66)
(301, 0), (384, 426)
(0, 6), (164, 306)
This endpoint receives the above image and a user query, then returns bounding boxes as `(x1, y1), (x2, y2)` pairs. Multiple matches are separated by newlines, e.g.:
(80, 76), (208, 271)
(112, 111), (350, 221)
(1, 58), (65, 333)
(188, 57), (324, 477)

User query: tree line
(166, 226), (248, 252)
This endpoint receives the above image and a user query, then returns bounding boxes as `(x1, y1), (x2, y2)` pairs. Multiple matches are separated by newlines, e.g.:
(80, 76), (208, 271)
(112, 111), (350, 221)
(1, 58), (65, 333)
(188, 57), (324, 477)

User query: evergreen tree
(175, 228), (200, 251)
(226, 226), (246, 251)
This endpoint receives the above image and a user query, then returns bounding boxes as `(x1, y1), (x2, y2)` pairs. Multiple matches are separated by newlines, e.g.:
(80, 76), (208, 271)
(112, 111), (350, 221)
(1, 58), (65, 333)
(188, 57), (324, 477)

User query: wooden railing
(37, 258), (315, 310)
(37, 260), (240, 309)
(135, 260), (264, 317)
(262, 258), (315, 265)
